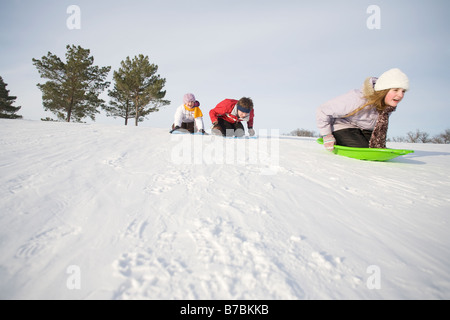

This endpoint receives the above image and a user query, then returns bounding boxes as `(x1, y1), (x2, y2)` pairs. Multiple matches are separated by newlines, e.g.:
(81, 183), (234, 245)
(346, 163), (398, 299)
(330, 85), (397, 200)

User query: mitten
(170, 125), (181, 134)
(323, 134), (336, 151)
(248, 128), (255, 136)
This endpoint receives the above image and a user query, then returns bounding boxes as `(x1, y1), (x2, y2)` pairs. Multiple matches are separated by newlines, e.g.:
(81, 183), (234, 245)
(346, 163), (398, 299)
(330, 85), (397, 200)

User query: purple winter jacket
(316, 77), (380, 137)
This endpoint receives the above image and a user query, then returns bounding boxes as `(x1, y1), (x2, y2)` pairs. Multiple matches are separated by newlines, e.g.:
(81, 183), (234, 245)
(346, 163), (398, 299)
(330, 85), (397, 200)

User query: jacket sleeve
(195, 117), (204, 131)
(209, 99), (237, 123)
(316, 89), (363, 136)
(174, 105), (184, 127)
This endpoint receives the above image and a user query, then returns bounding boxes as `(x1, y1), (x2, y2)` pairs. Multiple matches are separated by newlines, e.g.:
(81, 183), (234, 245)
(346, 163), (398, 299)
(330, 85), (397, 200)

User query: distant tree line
(30, 44), (169, 126)
(289, 128), (450, 144)
(288, 128), (317, 137)
(389, 129), (450, 144)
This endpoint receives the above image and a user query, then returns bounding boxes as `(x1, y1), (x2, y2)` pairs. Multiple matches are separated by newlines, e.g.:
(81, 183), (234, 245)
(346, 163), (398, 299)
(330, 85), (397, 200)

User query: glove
(211, 122), (223, 136)
(323, 134), (336, 151)
(170, 125), (181, 134)
(248, 128), (255, 137)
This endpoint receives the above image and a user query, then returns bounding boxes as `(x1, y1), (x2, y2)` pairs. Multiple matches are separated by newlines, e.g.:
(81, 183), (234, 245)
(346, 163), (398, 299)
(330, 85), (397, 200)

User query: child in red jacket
(209, 97), (255, 137)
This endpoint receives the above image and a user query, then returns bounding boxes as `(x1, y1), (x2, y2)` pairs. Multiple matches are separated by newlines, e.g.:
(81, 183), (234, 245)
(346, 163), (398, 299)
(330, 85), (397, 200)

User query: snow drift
(0, 119), (449, 300)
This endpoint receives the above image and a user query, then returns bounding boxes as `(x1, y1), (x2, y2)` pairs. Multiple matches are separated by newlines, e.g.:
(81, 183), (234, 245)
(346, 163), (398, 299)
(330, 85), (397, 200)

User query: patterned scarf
(369, 106), (396, 148)
(184, 105), (203, 118)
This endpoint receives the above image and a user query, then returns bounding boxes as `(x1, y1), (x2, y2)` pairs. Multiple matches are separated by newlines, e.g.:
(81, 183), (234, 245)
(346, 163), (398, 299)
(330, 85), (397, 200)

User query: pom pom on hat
(374, 68), (409, 92)
(183, 93), (196, 104)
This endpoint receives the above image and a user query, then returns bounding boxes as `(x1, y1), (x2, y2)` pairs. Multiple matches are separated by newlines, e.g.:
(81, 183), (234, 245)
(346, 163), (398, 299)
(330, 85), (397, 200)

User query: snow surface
(1, 119), (449, 300)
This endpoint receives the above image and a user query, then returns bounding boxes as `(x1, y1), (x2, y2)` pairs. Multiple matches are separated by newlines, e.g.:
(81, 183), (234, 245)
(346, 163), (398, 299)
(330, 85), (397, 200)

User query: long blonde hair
(362, 89), (390, 113)
(343, 82), (390, 118)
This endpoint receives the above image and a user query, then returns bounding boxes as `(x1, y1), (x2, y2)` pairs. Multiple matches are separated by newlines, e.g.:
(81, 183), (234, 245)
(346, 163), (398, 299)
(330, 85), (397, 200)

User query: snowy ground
(0, 119), (449, 300)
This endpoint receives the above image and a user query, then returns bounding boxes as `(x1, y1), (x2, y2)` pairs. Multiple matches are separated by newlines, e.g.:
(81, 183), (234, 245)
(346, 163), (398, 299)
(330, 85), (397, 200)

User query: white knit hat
(374, 68), (409, 91)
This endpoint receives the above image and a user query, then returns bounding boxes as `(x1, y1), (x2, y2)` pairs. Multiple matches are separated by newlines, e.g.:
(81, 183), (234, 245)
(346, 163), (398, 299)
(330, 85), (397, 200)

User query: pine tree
(106, 55), (169, 126)
(0, 76), (22, 119)
(104, 82), (134, 125)
(32, 45), (111, 122)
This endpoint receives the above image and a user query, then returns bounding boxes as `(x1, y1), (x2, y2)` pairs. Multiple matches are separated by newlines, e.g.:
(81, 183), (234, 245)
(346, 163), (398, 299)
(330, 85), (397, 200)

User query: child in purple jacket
(316, 68), (409, 150)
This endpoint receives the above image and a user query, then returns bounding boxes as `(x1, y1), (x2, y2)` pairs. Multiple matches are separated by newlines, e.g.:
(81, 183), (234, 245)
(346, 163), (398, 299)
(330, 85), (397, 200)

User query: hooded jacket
(210, 99), (254, 128)
(316, 77), (379, 137)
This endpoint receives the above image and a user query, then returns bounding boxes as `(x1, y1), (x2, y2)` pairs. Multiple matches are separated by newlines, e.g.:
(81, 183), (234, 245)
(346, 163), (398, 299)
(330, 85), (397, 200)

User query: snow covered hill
(1, 119), (449, 300)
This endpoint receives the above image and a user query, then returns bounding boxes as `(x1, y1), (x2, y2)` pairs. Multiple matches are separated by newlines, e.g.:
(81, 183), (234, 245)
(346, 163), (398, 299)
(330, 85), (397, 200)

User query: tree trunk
(134, 96), (139, 126)
(125, 100), (129, 126)
(67, 96), (74, 122)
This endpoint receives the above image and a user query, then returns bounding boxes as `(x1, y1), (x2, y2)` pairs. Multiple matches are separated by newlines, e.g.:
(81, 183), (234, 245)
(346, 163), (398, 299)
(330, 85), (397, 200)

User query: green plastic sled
(317, 138), (414, 161)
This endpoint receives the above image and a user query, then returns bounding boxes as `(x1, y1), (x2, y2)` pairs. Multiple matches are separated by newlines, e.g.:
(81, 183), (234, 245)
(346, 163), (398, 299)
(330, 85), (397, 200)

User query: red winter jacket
(209, 99), (254, 128)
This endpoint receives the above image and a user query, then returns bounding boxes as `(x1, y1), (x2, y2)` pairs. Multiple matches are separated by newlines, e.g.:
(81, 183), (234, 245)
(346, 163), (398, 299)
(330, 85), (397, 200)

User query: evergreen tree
(104, 82), (134, 125)
(106, 55), (169, 126)
(32, 45), (111, 122)
(0, 76), (22, 119)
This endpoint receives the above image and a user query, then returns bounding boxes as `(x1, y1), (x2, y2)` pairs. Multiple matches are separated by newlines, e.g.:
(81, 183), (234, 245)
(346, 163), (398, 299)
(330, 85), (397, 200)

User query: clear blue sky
(1, 0), (449, 137)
